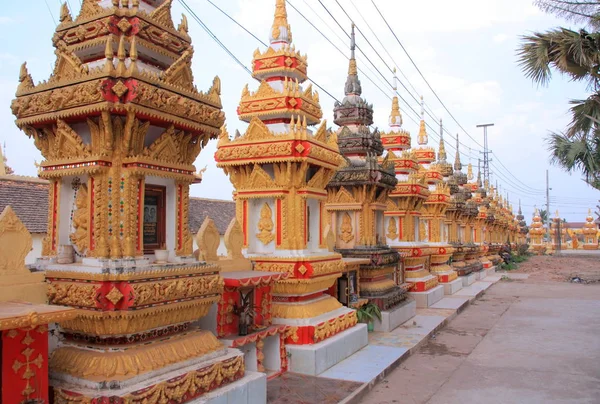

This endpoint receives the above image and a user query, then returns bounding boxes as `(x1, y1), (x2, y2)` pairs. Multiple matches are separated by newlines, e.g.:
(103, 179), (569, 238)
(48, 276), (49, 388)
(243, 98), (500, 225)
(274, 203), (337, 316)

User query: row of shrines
(1, 0), (525, 403)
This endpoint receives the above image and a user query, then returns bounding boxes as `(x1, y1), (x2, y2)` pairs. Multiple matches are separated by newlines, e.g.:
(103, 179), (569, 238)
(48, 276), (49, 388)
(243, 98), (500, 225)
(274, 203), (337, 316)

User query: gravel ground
(501, 255), (600, 283)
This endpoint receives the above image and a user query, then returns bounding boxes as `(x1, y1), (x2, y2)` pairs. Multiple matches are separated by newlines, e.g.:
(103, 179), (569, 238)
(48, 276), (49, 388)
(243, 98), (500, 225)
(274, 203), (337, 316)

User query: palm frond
(566, 93), (600, 137)
(517, 28), (600, 87)
(534, 0), (600, 30)
(547, 131), (600, 189)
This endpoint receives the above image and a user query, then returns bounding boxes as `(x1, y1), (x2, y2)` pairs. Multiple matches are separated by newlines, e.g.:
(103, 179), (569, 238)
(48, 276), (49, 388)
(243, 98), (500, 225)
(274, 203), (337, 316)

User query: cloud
(0, 16), (13, 24)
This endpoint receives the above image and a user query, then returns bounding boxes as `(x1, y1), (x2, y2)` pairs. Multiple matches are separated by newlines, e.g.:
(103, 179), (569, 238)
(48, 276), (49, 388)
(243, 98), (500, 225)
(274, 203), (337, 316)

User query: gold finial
(348, 23), (357, 75)
(178, 14), (189, 36)
(389, 96), (402, 126)
(438, 118), (447, 161)
(271, 0), (292, 44)
(417, 96), (427, 145)
(59, 3), (72, 23)
(453, 133), (462, 171)
(555, 209), (560, 218)
(467, 163), (473, 181)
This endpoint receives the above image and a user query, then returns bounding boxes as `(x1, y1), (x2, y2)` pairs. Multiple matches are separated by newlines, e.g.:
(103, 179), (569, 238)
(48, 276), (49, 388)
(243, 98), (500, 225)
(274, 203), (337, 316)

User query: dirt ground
(505, 254), (600, 283)
(360, 255), (600, 404)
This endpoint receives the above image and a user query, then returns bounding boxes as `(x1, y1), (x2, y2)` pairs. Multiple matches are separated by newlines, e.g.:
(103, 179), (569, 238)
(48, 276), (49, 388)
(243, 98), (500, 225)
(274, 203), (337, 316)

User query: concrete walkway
(359, 279), (600, 404)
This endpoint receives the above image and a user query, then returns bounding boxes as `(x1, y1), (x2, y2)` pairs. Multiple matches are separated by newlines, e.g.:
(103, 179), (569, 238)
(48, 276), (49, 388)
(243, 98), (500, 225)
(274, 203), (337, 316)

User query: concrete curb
(338, 281), (494, 404)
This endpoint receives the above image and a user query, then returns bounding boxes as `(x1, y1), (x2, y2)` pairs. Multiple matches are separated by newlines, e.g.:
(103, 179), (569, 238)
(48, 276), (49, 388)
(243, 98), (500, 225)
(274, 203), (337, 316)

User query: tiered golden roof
(381, 97), (411, 150)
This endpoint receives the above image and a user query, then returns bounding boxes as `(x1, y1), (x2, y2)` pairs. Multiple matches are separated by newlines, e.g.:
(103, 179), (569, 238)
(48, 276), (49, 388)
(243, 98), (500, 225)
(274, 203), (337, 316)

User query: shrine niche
(142, 185), (166, 254)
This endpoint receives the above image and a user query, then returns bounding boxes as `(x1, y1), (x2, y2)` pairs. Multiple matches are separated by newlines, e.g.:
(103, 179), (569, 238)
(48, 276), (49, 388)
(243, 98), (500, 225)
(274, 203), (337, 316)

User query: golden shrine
(10, 0), (264, 402)
(582, 209), (599, 249)
(324, 26), (413, 330)
(416, 113), (458, 289)
(380, 79), (444, 308)
(215, 0), (365, 375)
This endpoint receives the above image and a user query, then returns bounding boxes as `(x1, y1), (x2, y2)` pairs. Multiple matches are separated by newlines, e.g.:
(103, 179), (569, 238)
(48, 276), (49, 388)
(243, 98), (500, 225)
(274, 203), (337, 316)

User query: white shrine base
(443, 278), (464, 295)
(191, 371), (267, 404)
(408, 285), (444, 308)
(286, 323), (368, 376)
(460, 272), (478, 287)
(373, 299), (417, 333)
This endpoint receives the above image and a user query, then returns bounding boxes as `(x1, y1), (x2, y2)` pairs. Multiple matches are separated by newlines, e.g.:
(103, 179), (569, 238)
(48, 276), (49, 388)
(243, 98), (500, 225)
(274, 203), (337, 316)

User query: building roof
(0, 175), (236, 235)
(0, 175), (49, 233)
(189, 197), (236, 235)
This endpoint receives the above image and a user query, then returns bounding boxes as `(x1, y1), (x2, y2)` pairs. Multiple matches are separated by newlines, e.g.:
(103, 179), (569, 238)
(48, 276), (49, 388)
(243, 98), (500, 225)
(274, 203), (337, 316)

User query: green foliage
(356, 302), (382, 323)
(517, 2), (600, 190)
(501, 262), (519, 271)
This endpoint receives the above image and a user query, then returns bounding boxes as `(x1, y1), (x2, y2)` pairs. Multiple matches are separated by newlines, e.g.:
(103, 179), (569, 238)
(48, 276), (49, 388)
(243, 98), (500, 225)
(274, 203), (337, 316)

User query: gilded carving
(387, 217), (398, 240)
(272, 296), (342, 319)
(224, 218), (244, 259)
(70, 184), (89, 254)
(313, 311), (358, 343)
(197, 217), (220, 261)
(0, 206), (33, 275)
(12, 328), (44, 398)
(47, 282), (99, 308)
(132, 274), (223, 307)
(256, 202), (275, 245)
(339, 212), (354, 243)
(50, 330), (223, 379)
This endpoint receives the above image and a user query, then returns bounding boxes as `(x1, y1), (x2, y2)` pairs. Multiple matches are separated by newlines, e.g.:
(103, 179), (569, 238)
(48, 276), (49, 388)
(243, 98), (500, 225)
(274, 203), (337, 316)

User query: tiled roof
(0, 176), (236, 236)
(0, 176), (49, 233)
(189, 197), (236, 235)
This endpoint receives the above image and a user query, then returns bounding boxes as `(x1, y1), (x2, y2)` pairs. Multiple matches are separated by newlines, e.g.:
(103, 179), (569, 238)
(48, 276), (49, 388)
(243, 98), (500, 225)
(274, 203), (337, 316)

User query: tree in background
(517, 0), (600, 190)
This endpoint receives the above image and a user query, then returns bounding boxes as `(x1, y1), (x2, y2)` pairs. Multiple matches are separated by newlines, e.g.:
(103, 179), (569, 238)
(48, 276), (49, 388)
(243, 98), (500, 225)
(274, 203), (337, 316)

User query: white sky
(0, 0), (598, 223)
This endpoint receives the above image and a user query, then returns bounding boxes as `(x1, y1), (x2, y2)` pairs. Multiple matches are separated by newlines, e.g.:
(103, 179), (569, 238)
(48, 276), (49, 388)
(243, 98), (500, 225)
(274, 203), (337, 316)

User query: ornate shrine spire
(270, 0), (292, 44)
(344, 24), (362, 96)
(437, 119), (452, 177)
(333, 24), (372, 127)
(417, 96), (428, 145)
(242, 0), (317, 125)
(454, 134), (463, 171)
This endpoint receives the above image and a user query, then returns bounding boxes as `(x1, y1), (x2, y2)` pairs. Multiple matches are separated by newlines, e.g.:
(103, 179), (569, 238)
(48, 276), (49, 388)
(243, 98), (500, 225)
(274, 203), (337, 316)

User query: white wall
(58, 175), (88, 251)
(25, 234), (44, 264)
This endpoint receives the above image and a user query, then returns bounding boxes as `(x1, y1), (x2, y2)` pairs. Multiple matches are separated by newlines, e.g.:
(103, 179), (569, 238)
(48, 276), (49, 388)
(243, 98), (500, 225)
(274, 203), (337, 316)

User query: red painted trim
(52, 181), (58, 252)
(276, 199), (282, 246)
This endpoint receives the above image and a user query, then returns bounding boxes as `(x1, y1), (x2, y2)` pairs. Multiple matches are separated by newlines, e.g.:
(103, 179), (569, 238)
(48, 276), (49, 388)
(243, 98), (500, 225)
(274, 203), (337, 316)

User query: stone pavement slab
(319, 345), (408, 383)
(267, 373), (362, 404)
(430, 296), (470, 310)
(451, 280), (495, 300)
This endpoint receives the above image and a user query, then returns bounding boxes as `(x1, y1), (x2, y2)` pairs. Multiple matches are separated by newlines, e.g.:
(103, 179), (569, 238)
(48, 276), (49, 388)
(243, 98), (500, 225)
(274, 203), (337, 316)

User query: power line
(370, 0), (484, 149)
(179, 0), (252, 75)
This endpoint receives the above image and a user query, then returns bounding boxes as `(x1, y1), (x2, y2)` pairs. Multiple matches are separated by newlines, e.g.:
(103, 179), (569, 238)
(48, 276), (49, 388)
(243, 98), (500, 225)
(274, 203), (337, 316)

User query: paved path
(360, 279), (600, 404)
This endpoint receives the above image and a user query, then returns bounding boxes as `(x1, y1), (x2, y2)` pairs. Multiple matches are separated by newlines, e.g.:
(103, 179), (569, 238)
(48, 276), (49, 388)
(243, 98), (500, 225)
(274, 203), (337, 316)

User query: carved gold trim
(50, 330), (223, 380)
(272, 295), (342, 319)
(59, 298), (216, 335)
(272, 273), (340, 295)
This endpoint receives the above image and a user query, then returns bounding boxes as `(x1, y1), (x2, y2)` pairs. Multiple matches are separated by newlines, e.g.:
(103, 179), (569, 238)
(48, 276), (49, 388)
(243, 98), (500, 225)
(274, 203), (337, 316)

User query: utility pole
(476, 123), (494, 185)
(546, 169), (551, 241)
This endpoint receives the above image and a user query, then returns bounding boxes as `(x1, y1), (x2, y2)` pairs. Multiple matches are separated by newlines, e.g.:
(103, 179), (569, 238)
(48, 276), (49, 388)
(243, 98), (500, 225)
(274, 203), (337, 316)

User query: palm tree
(517, 1), (600, 190)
